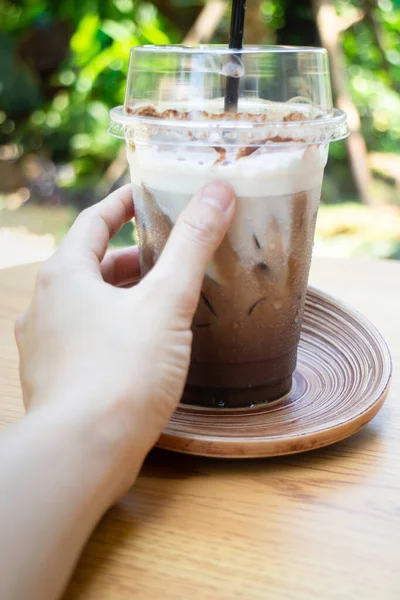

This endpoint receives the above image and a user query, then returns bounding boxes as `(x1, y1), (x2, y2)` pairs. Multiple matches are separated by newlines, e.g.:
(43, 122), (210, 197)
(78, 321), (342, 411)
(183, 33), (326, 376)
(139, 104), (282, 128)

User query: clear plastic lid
(109, 45), (349, 146)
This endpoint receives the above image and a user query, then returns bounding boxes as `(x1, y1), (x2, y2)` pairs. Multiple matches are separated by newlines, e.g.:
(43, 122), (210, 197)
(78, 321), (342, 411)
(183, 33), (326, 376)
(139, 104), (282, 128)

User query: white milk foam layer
(127, 143), (328, 198)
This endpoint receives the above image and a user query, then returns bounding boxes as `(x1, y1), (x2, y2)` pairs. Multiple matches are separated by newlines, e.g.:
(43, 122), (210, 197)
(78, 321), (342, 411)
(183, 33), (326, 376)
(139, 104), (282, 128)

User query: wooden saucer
(157, 288), (392, 458)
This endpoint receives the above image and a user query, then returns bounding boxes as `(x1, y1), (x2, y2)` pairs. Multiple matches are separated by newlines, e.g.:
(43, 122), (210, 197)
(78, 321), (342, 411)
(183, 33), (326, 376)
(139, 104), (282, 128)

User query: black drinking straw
(224, 0), (247, 113)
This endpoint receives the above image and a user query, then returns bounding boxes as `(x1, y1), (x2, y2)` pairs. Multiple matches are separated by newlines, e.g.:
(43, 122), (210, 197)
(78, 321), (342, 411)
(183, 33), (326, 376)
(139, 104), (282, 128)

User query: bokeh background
(1, 0), (399, 268)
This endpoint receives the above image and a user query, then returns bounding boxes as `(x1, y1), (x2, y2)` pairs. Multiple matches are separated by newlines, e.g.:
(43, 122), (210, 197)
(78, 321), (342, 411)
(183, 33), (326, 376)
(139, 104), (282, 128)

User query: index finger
(58, 184), (134, 268)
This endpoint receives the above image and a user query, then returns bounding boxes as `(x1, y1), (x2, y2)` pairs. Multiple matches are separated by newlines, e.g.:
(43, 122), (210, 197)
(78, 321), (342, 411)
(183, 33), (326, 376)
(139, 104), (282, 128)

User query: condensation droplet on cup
(202, 56), (244, 78)
(274, 299), (283, 310)
(221, 61), (245, 78)
(233, 321), (239, 329)
(269, 242), (276, 250)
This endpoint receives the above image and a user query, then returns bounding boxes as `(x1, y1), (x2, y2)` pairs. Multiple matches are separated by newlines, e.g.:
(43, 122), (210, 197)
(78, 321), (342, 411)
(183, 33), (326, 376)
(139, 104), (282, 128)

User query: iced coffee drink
(110, 46), (348, 407)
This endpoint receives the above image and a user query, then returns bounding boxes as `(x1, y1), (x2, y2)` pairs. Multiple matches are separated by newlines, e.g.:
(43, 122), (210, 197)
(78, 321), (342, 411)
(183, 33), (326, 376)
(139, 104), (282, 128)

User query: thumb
(145, 181), (236, 315)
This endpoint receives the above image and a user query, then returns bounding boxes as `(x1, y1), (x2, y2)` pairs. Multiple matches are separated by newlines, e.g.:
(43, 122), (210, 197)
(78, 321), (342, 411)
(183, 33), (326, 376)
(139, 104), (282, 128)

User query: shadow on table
(65, 421), (383, 598)
(144, 419), (382, 474)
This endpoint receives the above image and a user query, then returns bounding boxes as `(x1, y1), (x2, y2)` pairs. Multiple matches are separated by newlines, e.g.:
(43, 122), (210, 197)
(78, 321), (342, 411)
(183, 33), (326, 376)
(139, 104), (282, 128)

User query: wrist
(28, 391), (147, 504)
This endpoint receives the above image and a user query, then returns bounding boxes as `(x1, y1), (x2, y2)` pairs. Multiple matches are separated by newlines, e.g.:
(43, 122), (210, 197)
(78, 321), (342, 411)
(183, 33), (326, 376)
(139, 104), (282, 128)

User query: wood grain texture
(160, 287), (391, 457)
(0, 258), (399, 600)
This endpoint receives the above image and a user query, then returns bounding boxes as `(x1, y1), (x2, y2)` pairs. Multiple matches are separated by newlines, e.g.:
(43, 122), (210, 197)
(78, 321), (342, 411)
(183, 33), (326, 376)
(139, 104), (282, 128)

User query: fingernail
(198, 181), (234, 212)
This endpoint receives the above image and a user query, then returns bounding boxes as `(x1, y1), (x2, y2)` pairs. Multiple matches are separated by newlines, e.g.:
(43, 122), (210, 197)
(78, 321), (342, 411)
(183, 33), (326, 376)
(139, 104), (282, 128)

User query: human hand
(15, 182), (235, 490)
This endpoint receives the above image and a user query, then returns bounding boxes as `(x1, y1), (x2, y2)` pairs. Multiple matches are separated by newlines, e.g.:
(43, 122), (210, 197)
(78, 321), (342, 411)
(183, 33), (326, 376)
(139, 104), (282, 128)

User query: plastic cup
(109, 45), (348, 408)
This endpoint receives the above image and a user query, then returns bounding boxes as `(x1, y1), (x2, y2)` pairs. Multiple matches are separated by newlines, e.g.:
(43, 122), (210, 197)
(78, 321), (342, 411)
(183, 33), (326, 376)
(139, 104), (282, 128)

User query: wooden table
(0, 258), (399, 600)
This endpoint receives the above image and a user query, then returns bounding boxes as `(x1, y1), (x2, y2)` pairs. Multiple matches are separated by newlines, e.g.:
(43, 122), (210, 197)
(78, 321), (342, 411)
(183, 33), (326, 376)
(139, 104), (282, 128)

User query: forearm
(0, 401), (143, 600)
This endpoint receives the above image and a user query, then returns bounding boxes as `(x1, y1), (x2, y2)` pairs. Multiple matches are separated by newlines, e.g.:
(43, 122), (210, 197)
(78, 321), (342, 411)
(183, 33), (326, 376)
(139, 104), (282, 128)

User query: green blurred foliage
(0, 0), (399, 204)
(342, 1), (400, 153)
(0, 0), (178, 192)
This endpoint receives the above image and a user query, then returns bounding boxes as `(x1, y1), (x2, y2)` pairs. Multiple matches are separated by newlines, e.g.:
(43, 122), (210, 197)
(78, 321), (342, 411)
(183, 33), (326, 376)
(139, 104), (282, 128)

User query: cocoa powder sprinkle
(212, 146), (227, 164)
(126, 105), (318, 123)
(125, 105), (312, 161)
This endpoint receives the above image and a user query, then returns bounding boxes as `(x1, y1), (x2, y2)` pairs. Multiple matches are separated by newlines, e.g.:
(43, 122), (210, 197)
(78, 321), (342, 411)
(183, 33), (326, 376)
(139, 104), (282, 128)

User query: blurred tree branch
(313, 0), (373, 206)
(336, 8), (365, 33)
(244, 0), (274, 44)
(364, 0), (394, 79)
(184, 0), (227, 44)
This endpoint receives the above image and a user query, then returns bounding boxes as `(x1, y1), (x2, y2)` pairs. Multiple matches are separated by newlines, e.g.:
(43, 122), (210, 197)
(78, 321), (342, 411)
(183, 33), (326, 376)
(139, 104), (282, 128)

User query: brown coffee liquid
(133, 183), (320, 408)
